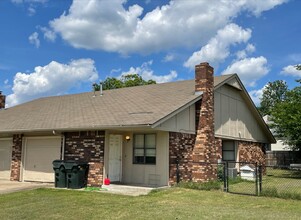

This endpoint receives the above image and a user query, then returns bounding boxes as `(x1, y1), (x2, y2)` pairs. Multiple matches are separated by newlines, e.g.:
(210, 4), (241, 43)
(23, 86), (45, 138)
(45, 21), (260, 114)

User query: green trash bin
(52, 160), (66, 188)
(65, 161), (89, 189)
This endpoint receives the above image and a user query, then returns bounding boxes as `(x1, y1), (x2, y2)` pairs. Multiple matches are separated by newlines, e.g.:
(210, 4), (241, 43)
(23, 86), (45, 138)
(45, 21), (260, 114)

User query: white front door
(108, 135), (122, 182)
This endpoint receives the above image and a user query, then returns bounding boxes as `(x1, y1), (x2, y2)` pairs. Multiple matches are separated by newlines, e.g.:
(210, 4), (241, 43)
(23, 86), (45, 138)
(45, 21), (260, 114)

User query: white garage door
(0, 139), (12, 180)
(23, 137), (61, 182)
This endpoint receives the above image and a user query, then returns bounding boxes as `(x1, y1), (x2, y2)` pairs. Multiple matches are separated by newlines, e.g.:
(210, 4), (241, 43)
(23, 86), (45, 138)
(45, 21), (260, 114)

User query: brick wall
(64, 131), (105, 187)
(10, 134), (23, 181)
(0, 92), (5, 109)
(169, 134), (223, 185)
(215, 137), (222, 161)
(238, 141), (266, 166)
(169, 132), (195, 185)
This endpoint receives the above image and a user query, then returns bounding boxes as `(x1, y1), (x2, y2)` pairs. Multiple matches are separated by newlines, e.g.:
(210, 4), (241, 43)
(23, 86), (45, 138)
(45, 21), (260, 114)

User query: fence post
(223, 162), (228, 192)
(259, 165), (262, 194)
(255, 163), (259, 196)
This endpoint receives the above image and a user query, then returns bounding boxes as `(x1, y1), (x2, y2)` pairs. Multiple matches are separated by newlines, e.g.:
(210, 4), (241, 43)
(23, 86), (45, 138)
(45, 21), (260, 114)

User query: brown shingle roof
(0, 75), (233, 132)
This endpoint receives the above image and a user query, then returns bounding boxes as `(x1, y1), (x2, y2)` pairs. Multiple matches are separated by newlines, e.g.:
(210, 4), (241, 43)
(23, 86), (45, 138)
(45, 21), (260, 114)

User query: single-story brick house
(0, 62), (275, 186)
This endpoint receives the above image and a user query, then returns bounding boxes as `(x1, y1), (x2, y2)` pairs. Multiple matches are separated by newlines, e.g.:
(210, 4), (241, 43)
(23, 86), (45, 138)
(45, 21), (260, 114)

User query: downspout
(61, 134), (65, 160)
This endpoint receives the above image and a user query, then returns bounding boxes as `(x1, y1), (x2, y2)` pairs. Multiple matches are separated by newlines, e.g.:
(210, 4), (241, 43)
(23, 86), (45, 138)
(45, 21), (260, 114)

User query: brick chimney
(0, 91), (5, 109)
(192, 62), (217, 182)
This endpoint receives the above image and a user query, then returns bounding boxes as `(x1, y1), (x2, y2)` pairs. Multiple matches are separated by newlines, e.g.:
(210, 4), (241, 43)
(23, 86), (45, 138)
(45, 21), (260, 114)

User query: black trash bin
(64, 161), (89, 189)
(52, 160), (66, 188)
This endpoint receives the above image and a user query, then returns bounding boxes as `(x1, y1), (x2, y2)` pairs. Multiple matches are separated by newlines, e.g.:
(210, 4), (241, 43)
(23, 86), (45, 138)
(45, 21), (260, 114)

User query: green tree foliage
(270, 80), (301, 151)
(94, 74), (156, 91)
(258, 80), (288, 116)
(296, 64), (301, 70)
(102, 77), (123, 90)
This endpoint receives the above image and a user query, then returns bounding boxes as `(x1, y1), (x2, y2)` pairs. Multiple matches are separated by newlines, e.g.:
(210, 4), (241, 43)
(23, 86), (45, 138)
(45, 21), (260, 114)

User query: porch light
(125, 135), (131, 141)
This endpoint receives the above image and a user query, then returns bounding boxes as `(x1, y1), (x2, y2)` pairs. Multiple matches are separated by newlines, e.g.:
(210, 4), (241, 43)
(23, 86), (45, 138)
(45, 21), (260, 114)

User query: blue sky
(1, 0), (301, 107)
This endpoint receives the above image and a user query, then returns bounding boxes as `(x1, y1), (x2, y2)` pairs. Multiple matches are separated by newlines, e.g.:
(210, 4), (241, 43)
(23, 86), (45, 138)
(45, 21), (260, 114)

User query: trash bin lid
(64, 160), (88, 169)
(52, 160), (64, 168)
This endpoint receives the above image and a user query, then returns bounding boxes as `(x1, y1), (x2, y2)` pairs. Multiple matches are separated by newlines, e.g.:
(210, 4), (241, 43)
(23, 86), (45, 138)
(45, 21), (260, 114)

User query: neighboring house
(0, 63), (275, 186)
(263, 115), (290, 151)
(263, 115), (298, 166)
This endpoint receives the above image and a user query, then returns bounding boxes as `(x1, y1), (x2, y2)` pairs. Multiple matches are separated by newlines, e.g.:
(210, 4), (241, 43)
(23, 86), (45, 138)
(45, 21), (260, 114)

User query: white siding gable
(155, 105), (195, 134)
(215, 84), (268, 143)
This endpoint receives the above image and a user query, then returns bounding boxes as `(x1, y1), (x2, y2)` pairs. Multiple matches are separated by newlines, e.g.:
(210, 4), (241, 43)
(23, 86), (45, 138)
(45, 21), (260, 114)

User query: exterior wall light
(125, 135), (131, 142)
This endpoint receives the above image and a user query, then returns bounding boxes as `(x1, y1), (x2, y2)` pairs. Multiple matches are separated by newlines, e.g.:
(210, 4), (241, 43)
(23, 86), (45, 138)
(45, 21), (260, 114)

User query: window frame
(222, 140), (236, 161)
(133, 133), (156, 165)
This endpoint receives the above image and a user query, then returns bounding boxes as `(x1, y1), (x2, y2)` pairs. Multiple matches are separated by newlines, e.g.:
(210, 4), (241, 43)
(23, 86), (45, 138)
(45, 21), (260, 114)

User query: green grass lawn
(1, 188), (301, 220)
(226, 167), (301, 198)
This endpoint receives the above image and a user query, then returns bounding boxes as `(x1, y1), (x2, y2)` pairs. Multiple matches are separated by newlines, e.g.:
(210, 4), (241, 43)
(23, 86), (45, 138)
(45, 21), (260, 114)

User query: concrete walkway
(0, 180), (162, 196)
(101, 184), (156, 196)
(0, 180), (53, 195)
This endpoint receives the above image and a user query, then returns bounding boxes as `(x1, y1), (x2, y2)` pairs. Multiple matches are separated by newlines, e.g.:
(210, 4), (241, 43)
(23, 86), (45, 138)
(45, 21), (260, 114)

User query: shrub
(217, 164), (224, 181)
(177, 181), (222, 191)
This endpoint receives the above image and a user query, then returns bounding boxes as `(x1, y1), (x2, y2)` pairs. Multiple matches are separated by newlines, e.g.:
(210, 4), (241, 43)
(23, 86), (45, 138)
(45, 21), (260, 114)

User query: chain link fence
(261, 165), (301, 199)
(222, 162), (301, 199)
(176, 161), (301, 200)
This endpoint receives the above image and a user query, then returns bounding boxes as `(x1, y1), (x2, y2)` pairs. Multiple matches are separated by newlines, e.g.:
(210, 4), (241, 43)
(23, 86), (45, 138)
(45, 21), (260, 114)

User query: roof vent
(100, 81), (103, 96)
(92, 82), (103, 97)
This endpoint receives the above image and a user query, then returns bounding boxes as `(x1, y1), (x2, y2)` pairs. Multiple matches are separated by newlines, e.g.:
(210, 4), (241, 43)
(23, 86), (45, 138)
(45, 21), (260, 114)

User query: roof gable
(214, 74), (275, 143)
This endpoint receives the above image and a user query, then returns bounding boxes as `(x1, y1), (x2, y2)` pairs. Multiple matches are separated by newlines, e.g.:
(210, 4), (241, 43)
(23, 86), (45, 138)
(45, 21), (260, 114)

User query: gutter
(0, 124), (153, 134)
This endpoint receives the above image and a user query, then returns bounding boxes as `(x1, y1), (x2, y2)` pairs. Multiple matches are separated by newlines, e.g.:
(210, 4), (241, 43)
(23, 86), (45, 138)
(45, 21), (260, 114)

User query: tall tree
(99, 74), (156, 90)
(258, 80), (288, 116)
(270, 80), (301, 151)
(296, 64), (301, 70)
(102, 77), (124, 90)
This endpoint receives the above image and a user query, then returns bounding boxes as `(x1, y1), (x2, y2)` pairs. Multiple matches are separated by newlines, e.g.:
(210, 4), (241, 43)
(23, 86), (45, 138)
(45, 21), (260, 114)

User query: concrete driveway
(0, 180), (53, 195)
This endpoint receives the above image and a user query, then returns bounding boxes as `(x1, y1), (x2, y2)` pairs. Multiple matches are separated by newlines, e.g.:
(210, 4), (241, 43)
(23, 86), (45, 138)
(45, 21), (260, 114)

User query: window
(222, 141), (235, 161)
(133, 134), (156, 164)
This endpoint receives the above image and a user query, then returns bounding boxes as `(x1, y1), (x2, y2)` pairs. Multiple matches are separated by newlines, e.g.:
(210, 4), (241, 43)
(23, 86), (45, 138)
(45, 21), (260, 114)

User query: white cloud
(40, 27), (57, 42)
(6, 59), (98, 107)
(28, 32), (40, 48)
(4, 79), (9, 85)
(11, 0), (48, 3)
(249, 86), (266, 106)
(163, 54), (175, 62)
(120, 60), (177, 83)
(110, 68), (121, 74)
(184, 23), (251, 69)
(49, 0), (286, 54)
(236, 43), (256, 59)
(222, 56), (269, 87)
(281, 64), (301, 77)
(243, 0), (289, 17)
(11, 0), (48, 16)
(28, 6), (36, 16)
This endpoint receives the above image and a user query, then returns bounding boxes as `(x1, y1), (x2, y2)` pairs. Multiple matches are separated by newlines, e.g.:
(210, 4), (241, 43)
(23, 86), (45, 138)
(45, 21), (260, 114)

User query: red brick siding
(238, 141), (266, 166)
(169, 134), (223, 185)
(64, 131), (105, 187)
(215, 137), (222, 161)
(10, 134), (23, 181)
(169, 132), (195, 185)
(0, 92), (5, 109)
